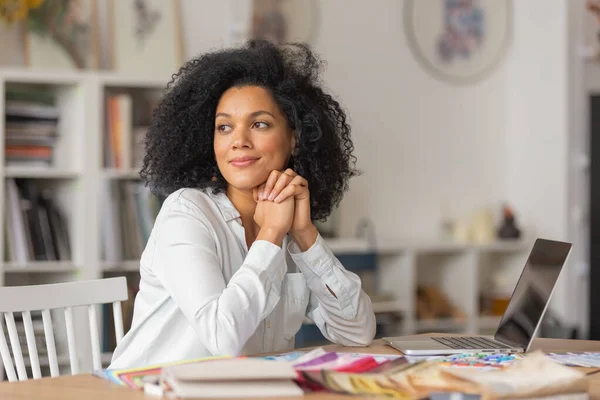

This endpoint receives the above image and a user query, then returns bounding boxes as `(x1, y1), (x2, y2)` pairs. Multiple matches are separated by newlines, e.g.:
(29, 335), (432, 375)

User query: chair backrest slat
(41, 309), (59, 378)
(88, 305), (101, 371)
(0, 316), (17, 382)
(21, 311), (41, 379)
(5, 313), (27, 381)
(63, 307), (78, 375)
(112, 301), (124, 345)
(0, 278), (129, 312)
(0, 277), (128, 381)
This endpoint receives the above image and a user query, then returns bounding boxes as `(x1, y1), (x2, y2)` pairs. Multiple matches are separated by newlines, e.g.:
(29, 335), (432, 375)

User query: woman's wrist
(257, 227), (286, 247)
(291, 224), (319, 252)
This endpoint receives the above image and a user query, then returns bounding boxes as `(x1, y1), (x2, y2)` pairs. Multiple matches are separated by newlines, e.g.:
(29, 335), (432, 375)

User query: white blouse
(109, 188), (376, 369)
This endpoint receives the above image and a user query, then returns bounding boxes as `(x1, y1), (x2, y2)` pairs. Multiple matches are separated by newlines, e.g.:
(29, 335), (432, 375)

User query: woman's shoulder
(159, 188), (237, 224)
(161, 188), (213, 215)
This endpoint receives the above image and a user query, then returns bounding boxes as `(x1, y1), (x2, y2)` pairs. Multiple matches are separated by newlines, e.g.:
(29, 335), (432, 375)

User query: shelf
(0, 68), (167, 88)
(409, 240), (529, 254)
(102, 168), (141, 179)
(371, 300), (404, 314)
(478, 315), (502, 330)
(415, 318), (469, 332)
(0, 67), (83, 85)
(97, 72), (166, 89)
(4, 262), (78, 274)
(102, 260), (140, 272)
(324, 238), (373, 253)
(476, 240), (529, 252)
(4, 166), (80, 179)
(324, 237), (530, 255)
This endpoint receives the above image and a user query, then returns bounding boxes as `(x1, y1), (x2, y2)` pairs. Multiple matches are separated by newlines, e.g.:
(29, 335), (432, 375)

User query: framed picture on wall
(249, 0), (319, 45)
(109, 0), (184, 78)
(224, 0), (319, 47)
(25, 0), (100, 70)
(404, 0), (512, 84)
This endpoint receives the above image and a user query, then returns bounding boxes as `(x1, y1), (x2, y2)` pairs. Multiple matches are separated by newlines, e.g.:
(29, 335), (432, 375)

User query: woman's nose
(232, 128), (252, 149)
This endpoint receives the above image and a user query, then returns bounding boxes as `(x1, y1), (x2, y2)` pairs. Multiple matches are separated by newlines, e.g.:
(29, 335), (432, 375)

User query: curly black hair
(140, 40), (358, 221)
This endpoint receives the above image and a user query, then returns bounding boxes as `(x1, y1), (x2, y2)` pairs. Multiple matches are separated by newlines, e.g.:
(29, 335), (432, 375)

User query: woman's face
(214, 85), (295, 192)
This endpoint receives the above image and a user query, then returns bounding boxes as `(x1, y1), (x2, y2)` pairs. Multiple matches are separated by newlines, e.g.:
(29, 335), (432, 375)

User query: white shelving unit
(326, 237), (531, 337)
(0, 68), (533, 375)
(0, 68), (166, 375)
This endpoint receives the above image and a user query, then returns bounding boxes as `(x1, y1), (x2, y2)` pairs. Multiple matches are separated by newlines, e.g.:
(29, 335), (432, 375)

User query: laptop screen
(494, 239), (572, 349)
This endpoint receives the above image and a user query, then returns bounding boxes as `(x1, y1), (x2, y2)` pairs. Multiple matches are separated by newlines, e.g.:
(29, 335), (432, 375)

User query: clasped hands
(253, 168), (318, 250)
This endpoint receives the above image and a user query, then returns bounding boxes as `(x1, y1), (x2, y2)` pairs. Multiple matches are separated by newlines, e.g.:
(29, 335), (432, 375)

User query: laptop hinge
(494, 334), (526, 350)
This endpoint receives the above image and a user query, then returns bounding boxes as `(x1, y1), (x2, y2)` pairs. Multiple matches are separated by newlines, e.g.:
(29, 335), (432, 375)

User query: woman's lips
(230, 156), (259, 167)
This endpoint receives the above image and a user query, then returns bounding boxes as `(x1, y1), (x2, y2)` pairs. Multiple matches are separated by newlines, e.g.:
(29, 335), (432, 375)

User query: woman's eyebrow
(249, 110), (275, 118)
(215, 111), (276, 119)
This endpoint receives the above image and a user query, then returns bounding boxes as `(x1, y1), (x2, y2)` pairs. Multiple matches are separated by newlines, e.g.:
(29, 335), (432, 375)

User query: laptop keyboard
(432, 336), (512, 350)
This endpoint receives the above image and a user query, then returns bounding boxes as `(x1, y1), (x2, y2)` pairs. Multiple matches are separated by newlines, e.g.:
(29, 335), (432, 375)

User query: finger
(275, 175), (308, 202)
(273, 184), (303, 203)
(254, 183), (266, 202)
(293, 175), (308, 188)
(261, 171), (281, 200)
(283, 168), (297, 178)
(268, 172), (295, 201)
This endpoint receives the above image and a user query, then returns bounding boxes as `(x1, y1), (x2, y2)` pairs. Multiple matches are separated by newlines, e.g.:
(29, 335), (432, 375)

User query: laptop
(383, 238), (572, 355)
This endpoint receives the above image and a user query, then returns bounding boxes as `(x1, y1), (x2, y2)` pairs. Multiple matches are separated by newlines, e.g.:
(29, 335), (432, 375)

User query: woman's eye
(253, 121), (268, 129)
(217, 124), (231, 133)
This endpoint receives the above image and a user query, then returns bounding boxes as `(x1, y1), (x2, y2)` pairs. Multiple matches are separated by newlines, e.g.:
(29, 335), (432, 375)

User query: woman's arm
(150, 196), (287, 357)
(288, 234), (377, 346)
(256, 169), (376, 345)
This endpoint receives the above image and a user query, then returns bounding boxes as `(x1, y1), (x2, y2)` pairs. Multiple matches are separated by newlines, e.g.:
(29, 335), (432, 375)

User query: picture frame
(224, 0), (319, 47)
(249, 0), (319, 45)
(404, 0), (512, 84)
(109, 0), (184, 78)
(24, 0), (100, 70)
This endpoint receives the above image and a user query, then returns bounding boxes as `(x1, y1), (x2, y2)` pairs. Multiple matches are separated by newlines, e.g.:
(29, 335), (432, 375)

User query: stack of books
(5, 179), (71, 263)
(5, 88), (59, 167)
(99, 356), (303, 398)
(160, 358), (303, 398)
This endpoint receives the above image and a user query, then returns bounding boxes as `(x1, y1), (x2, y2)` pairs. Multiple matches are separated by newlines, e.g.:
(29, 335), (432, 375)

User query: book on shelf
(101, 180), (165, 263)
(4, 179), (71, 264)
(104, 93), (152, 170)
(4, 88), (60, 167)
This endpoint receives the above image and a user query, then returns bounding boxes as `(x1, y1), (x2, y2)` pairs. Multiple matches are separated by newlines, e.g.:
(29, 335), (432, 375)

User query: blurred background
(0, 0), (597, 373)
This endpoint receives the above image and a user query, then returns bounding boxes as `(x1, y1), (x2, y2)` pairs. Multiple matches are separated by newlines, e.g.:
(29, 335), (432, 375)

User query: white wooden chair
(0, 277), (128, 382)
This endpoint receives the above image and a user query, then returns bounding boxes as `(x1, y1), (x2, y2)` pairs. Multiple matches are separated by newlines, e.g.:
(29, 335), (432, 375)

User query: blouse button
(267, 320), (272, 329)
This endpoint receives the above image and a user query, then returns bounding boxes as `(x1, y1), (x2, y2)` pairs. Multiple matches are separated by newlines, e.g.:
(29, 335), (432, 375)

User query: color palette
(435, 352), (524, 369)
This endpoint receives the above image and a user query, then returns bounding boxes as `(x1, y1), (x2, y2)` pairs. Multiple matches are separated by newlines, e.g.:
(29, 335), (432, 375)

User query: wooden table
(1, 337), (600, 399)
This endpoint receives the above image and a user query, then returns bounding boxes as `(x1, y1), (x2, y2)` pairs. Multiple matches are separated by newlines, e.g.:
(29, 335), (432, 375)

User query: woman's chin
(226, 178), (267, 193)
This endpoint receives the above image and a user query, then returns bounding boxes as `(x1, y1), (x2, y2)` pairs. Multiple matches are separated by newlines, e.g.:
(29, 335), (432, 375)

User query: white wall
(506, 0), (570, 251)
(505, 0), (584, 327)
(181, 0), (510, 242)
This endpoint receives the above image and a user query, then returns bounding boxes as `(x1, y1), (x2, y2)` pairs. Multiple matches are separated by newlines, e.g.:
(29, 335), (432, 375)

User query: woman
(109, 40), (376, 369)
